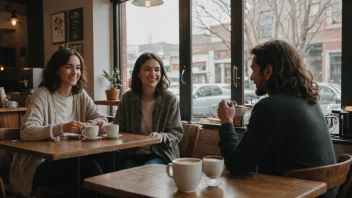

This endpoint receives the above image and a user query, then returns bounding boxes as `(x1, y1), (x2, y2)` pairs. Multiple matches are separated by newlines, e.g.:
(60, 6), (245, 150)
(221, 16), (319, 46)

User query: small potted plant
(103, 67), (121, 101)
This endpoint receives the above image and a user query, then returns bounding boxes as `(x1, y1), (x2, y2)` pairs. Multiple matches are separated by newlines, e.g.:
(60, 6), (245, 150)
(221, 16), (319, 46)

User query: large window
(191, 0), (232, 121)
(113, 0), (349, 125)
(244, 0), (342, 131)
(119, 1), (179, 92)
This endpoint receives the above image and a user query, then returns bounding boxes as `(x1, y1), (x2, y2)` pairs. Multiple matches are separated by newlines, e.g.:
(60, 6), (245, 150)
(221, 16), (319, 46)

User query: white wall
(43, 0), (112, 101)
(93, 0), (113, 100)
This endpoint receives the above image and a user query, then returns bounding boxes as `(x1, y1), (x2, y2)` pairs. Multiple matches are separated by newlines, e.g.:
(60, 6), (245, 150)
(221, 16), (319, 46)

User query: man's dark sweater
(218, 94), (337, 197)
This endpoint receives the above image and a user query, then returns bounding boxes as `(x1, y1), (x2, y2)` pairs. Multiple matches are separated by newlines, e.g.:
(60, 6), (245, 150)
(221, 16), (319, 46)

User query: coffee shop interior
(0, 0), (352, 197)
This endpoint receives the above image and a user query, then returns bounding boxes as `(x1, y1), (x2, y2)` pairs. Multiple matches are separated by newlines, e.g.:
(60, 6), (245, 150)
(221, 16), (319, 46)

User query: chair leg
(0, 177), (7, 198)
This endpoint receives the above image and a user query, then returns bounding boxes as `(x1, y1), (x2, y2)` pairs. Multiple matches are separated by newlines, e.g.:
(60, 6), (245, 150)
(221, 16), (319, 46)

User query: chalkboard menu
(69, 8), (83, 41)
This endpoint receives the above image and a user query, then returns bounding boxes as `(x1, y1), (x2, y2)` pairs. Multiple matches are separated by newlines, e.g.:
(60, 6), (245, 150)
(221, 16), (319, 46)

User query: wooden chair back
(0, 177), (6, 198)
(285, 154), (352, 198)
(179, 123), (201, 158)
(0, 128), (20, 141)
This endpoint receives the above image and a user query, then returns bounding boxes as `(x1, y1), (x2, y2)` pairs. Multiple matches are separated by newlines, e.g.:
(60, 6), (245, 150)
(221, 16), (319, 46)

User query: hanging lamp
(131, 0), (164, 8)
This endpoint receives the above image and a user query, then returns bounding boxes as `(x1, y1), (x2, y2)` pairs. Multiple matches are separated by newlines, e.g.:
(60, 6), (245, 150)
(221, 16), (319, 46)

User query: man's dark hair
(39, 48), (87, 94)
(130, 52), (170, 96)
(251, 39), (319, 104)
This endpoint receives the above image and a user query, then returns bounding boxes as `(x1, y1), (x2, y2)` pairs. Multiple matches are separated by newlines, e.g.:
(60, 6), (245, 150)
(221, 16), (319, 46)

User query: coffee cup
(5, 101), (18, 108)
(82, 125), (99, 138)
(166, 158), (202, 192)
(203, 156), (224, 179)
(104, 124), (119, 137)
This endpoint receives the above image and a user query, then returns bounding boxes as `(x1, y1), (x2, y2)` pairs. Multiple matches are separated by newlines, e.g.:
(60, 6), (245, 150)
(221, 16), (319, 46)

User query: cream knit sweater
(9, 87), (107, 197)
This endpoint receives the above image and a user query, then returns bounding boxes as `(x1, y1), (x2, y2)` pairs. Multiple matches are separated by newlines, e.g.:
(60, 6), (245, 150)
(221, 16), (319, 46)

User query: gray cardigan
(114, 90), (183, 162)
(9, 87), (108, 197)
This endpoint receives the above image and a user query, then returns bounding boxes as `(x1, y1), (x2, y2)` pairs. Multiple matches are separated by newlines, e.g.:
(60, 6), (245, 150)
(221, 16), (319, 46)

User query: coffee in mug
(82, 125), (99, 138)
(104, 124), (119, 137)
(166, 158), (202, 192)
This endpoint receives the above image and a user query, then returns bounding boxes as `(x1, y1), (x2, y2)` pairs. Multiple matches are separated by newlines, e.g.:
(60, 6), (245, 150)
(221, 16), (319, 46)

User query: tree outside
(192, 0), (342, 89)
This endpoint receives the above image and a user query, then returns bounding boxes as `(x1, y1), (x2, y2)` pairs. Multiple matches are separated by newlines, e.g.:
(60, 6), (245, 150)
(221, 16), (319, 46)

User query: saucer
(5, 106), (18, 108)
(82, 136), (102, 141)
(103, 134), (121, 140)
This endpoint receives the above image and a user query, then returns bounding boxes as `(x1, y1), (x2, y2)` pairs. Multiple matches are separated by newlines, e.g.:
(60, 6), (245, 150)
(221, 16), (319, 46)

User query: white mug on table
(5, 101), (18, 108)
(82, 126), (99, 138)
(104, 124), (119, 137)
(166, 158), (202, 192)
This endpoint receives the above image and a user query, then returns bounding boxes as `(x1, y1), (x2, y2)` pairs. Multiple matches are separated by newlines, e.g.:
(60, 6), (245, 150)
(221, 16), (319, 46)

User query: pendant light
(10, 10), (19, 26)
(132, 0), (164, 8)
(5, 5), (19, 26)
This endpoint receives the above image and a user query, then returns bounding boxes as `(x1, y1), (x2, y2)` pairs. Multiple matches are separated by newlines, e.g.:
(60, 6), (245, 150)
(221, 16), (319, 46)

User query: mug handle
(166, 163), (174, 178)
(15, 102), (18, 106)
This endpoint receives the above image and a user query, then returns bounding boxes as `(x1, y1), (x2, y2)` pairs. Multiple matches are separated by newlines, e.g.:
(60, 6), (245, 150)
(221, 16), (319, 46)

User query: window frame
(112, 0), (352, 121)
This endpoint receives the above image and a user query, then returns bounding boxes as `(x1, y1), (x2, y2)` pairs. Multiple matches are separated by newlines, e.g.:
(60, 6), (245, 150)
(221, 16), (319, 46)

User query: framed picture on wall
(69, 8), (84, 41)
(51, 11), (67, 44)
(69, 43), (83, 57)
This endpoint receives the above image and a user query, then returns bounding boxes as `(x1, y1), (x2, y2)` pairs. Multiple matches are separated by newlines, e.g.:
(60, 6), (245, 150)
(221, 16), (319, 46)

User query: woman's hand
(97, 121), (105, 134)
(63, 121), (86, 134)
(150, 132), (163, 143)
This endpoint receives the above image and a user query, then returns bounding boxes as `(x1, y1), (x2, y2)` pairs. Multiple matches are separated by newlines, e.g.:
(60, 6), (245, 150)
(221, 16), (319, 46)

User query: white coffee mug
(166, 158), (202, 192)
(82, 126), (99, 138)
(5, 101), (18, 108)
(104, 124), (119, 137)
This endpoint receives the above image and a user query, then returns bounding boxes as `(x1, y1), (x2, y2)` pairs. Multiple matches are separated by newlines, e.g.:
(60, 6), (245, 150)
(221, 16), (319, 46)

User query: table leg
(73, 157), (81, 198)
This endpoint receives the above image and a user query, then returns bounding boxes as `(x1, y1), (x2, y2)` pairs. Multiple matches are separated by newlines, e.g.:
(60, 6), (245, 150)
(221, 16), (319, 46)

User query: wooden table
(0, 133), (159, 160)
(84, 164), (327, 198)
(0, 133), (160, 198)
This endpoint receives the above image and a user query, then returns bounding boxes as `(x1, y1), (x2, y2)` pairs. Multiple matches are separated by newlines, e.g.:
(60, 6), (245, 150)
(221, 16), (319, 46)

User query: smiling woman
(113, 52), (183, 171)
(9, 48), (108, 198)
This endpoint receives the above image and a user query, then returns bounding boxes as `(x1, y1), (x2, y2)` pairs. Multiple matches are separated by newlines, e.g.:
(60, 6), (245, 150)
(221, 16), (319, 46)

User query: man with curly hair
(217, 40), (336, 198)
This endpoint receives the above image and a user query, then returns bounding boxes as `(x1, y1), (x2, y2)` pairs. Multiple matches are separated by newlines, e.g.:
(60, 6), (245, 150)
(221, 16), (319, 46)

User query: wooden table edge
(83, 164), (328, 198)
(0, 135), (161, 161)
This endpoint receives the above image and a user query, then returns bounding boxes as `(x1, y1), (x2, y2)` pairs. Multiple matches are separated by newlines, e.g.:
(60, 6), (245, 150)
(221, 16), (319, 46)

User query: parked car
(318, 82), (341, 104)
(168, 82), (179, 96)
(168, 83), (260, 118)
(192, 84), (231, 117)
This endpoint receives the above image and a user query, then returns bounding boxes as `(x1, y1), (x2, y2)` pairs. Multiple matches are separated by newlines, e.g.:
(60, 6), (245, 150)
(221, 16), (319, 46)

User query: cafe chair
(179, 123), (201, 158)
(0, 128), (64, 198)
(284, 154), (352, 198)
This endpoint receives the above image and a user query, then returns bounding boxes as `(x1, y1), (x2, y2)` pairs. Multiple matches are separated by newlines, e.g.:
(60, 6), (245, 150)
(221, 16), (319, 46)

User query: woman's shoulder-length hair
(129, 52), (170, 97)
(39, 48), (87, 94)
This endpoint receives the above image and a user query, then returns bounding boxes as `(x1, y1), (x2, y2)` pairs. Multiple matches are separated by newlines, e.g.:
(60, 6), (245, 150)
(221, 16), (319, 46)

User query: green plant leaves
(103, 67), (121, 90)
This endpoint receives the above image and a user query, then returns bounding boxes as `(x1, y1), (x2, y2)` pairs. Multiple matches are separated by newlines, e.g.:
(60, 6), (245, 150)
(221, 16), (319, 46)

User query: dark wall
(27, 0), (44, 68)
(342, 0), (352, 107)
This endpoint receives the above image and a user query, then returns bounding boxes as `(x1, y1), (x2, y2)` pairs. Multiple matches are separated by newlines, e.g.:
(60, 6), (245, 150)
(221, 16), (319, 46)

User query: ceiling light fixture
(10, 10), (19, 26)
(132, 0), (164, 8)
(5, 5), (19, 26)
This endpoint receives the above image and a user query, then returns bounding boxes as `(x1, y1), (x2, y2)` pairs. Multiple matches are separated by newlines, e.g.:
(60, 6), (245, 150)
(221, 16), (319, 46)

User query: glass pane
(244, 0), (342, 133)
(121, 1), (179, 94)
(192, 0), (232, 121)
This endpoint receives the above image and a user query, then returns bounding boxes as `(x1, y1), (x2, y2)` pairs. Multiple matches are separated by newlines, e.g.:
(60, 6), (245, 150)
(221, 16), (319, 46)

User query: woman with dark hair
(113, 52), (183, 169)
(9, 48), (108, 197)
